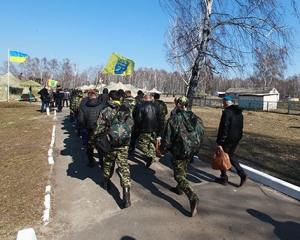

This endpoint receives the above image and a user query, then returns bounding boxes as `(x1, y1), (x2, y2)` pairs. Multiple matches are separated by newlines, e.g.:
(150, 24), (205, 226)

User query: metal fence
(193, 98), (300, 115)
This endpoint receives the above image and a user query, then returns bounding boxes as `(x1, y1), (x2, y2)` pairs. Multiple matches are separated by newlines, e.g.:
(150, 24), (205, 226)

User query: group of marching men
(68, 88), (248, 217)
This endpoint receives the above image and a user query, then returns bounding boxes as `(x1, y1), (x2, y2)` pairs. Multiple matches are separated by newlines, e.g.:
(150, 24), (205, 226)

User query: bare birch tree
(253, 45), (287, 88)
(160, 0), (299, 106)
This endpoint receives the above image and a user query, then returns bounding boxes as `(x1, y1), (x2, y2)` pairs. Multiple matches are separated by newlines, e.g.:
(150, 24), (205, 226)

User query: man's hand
(217, 145), (223, 151)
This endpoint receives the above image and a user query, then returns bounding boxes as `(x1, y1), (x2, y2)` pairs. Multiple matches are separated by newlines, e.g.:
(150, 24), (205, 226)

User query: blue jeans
(41, 99), (49, 112)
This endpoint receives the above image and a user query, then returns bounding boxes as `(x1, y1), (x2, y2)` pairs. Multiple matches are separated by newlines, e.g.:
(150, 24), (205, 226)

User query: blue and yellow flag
(48, 79), (58, 88)
(103, 52), (135, 76)
(9, 51), (28, 63)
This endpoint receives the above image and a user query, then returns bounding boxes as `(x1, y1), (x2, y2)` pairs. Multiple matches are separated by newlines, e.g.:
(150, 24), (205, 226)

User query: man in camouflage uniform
(70, 90), (83, 136)
(123, 90), (136, 114)
(135, 90), (144, 106)
(123, 90), (137, 154)
(154, 93), (168, 133)
(93, 90), (133, 208)
(157, 96), (204, 217)
(170, 97), (179, 117)
(135, 94), (161, 168)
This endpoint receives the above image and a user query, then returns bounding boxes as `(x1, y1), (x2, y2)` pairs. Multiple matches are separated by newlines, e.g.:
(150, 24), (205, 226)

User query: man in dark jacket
(78, 89), (105, 168)
(215, 96), (248, 186)
(135, 94), (161, 168)
(38, 86), (51, 114)
(54, 85), (64, 112)
(98, 88), (109, 106)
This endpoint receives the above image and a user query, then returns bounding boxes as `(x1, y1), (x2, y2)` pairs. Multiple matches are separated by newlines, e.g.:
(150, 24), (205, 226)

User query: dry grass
(0, 101), (53, 239)
(0, 98), (300, 238)
(165, 100), (300, 187)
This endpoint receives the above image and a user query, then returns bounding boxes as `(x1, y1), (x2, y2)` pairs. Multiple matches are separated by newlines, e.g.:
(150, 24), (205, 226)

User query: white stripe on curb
(43, 189), (51, 225)
(240, 163), (300, 200)
(16, 228), (37, 240)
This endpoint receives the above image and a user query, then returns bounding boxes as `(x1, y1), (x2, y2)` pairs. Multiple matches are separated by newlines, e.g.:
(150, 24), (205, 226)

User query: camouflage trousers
(103, 146), (131, 188)
(161, 117), (167, 134)
(172, 159), (198, 201)
(138, 132), (156, 159)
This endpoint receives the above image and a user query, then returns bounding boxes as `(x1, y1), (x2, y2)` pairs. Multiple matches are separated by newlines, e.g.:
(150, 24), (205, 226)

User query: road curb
(240, 163), (300, 200)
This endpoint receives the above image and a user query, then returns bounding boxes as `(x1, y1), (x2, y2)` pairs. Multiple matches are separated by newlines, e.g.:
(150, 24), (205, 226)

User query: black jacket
(98, 88), (109, 106)
(55, 88), (64, 99)
(78, 98), (105, 130)
(216, 105), (243, 145)
(135, 101), (162, 135)
(38, 87), (50, 102)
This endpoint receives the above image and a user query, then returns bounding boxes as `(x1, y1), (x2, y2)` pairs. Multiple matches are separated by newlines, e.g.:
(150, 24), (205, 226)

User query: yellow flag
(103, 52), (135, 76)
(48, 79), (58, 88)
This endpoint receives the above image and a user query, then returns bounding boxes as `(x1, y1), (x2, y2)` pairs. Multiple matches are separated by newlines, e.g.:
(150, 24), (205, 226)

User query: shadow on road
(247, 209), (300, 240)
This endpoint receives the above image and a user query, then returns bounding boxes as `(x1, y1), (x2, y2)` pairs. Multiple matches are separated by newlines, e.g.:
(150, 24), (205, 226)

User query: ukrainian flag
(48, 79), (58, 88)
(9, 51), (28, 63)
(103, 52), (135, 76)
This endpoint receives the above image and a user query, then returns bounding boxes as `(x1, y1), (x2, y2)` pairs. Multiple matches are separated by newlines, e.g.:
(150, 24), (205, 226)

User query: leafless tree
(48, 59), (59, 79)
(253, 45), (287, 88)
(160, 0), (299, 106)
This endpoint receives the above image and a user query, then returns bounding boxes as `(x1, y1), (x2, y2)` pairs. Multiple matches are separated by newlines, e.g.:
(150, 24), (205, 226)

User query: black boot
(86, 148), (94, 168)
(146, 157), (153, 168)
(170, 186), (183, 195)
(239, 171), (249, 187)
(100, 178), (110, 190)
(123, 187), (131, 208)
(190, 197), (199, 217)
(87, 160), (94, 168)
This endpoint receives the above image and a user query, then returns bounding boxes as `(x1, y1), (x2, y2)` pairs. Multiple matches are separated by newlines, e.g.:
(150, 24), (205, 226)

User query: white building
(225, 87), (280, 111)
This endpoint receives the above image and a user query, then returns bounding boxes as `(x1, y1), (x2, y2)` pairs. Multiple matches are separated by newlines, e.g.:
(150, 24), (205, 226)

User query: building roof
(226, 87), (277, 94)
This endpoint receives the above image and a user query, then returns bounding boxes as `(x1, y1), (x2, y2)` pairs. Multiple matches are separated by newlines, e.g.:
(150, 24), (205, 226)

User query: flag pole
(7, 49), (10, 102)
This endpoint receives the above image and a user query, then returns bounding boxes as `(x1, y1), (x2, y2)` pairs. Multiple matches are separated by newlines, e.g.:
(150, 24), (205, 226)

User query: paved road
(38, 108), (300, 240)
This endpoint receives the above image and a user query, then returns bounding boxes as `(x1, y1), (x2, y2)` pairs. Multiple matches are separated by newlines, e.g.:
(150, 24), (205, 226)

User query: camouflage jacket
(160, 109), (204, 160)
(122, 96), (136, 114)
(93, 100), (134, 147)
(135, 94), (144, 106)
(70, 93), (83, 112)
(154, 99), (168, 118)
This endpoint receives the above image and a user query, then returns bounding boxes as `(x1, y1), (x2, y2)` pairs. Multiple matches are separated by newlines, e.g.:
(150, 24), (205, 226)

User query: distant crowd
(38, 86), (248, 217)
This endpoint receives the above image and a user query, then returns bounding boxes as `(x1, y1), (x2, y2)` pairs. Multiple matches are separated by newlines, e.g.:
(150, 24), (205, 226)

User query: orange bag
(212, 148), (232, 170)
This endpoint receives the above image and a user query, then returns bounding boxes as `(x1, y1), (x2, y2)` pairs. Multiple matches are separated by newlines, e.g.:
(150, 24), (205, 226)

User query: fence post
(288, 102), (290, 114)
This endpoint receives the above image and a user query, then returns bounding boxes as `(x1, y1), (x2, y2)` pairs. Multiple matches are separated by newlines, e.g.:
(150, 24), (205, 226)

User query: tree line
(1, 56), (299, 99)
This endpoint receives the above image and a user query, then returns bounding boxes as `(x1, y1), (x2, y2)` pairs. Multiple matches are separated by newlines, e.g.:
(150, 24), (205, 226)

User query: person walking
(135, 94), (161, 168)
(38, 86), (51, 115)
(157, 96), (204, 217)
(62, 88), (70, 107)
(123, 90), (136, 154)
(70, 90), (84, 136)
(77, 89), (105, 168)
(170, 97), (179, 117)
(54, 85), (64, 112)
(93, 90), (134, 208)
(154, 93), (168, 133)
(135, 90), (144, 106)
(98, 88), (109, 106)
(215, 96), (248, 186)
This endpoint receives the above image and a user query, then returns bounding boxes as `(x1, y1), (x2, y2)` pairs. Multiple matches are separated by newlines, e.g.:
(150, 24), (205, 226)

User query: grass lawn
(0, 101), (53, 239)
(0, 99), (299, 238)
